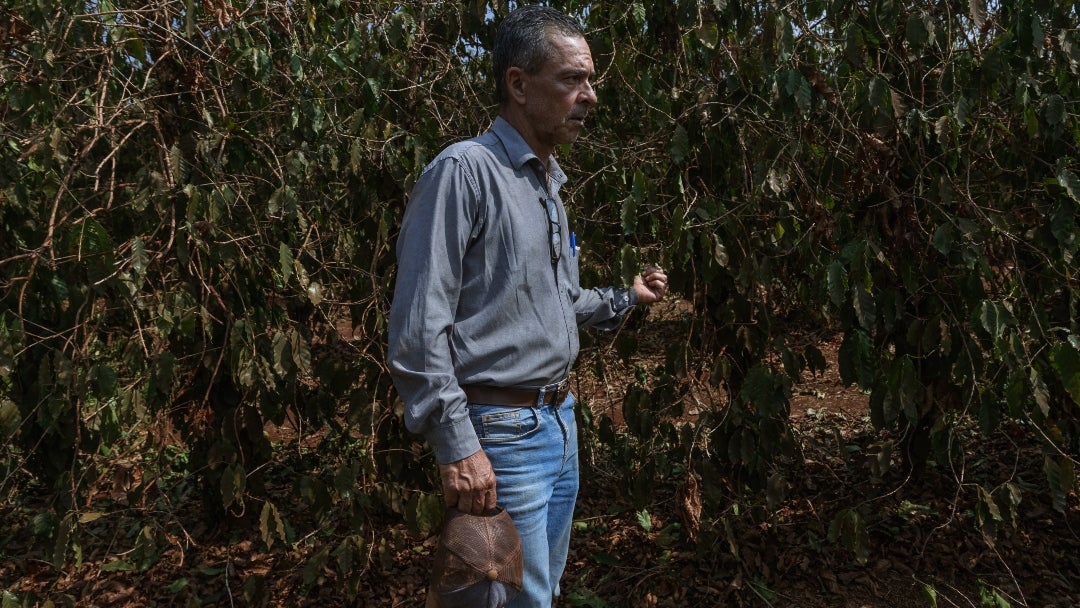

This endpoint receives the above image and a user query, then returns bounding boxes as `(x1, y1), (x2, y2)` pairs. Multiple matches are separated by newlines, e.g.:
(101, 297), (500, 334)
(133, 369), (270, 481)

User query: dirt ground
(561, 344), (1076, 607)
(2, 303), (1078, 607)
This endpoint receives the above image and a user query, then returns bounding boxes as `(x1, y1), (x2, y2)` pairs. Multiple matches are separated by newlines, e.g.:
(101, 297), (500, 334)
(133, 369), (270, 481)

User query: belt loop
(536, 385), (548, 407)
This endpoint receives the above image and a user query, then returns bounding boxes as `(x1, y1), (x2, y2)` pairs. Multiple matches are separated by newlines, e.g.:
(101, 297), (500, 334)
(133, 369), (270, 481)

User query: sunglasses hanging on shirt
(542, 197), (561, 262)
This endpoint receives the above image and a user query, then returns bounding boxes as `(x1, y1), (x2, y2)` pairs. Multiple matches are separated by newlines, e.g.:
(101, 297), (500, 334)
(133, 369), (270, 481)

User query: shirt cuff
(612, 287), (638, 314)
(425, 416), (482, 465)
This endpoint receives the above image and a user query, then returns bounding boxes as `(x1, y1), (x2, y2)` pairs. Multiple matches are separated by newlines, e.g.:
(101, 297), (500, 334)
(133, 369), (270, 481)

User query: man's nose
(580, 80), (597, 105)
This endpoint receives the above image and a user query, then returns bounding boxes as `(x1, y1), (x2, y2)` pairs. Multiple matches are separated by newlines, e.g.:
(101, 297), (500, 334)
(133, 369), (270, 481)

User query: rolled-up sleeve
(387, 158), (482, 464)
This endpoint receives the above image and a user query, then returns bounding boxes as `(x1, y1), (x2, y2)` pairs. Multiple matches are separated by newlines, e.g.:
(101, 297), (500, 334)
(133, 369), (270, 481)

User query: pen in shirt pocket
(570, 232), (577, 257)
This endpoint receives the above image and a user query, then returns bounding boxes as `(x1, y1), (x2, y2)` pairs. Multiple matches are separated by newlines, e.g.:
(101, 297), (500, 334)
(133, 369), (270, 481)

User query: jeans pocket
(469, 406), (542, 444)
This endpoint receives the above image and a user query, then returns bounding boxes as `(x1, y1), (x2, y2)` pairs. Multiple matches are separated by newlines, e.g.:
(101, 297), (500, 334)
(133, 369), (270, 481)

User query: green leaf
(362, 77), (382, 111)
(635, 509), (653, 532)
(1030, 368), (1051, 417)
(852, 283), (876, 331)
(827, 508), (869, 565)
(931, 223), (956, 255)
(51, 513), (73, 569)
(260, 501), (286, 550)
(1050, 342), (1080, 407)
(101, 559), (135, 572)
(76, 218), (114, 256)
(291, 330), (312, 374)
(590, 552), (620, 567)
(921, 583), (939, 608)
(302, 546), (330, 588)
(713, 240), (729, 268)
(623, 170), (646, 235)
(1060, 30), (1080, 69)
(827, 260), (847, 308)
(268, 185), (297, 215)
(883, 356), (920, 425)
(622, 384), (650, 438)
(906, 12), (930, 49)
(0, 399), (19, 441)
(131, 236), (148, 278)
(92, 363), (117, 398)
(290, 50), (304, 79)
(306, 281), (324, 306)
(619, 244), (638, 286)
(695, 21), (719, 50)
(404, 492), (443, 537)
(839, 330), (875, 389)
(977, 301), (1015, 340)
(326, 50), (346, 71)
(272, 331), (291, 376)
(630, 2), (646, 27)
(1043, 455), (1076, 513)
(1050, 205), (1076, 254)
(777, 14), (793, 60)
(669, 124), (689, 164)
(767, 167), (789, 195)
(995, 482), (1022, 528)
(279, 243), (294, 285)
(975, 485), (1002, 530)
(78, 511), (105, 524)
(978, 583), (1011, 608)
(785, 69), (812, 114)
(1044, 94), (1066, 127)
(1057, 166), (1080, 204)
(332, 536), (365, 577)
(221, 462), (246, 510)
(740, 366), (786, 416)
(293, 258), (311, 289)
(167, 578), (189, 593)
(332, 460), (359, 500)
(954, 95), (973, 125)
(169, 144), (186, 184)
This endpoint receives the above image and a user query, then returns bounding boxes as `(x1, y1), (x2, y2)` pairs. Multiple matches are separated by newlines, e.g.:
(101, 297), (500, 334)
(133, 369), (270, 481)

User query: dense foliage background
(2, 0), (1078, 605)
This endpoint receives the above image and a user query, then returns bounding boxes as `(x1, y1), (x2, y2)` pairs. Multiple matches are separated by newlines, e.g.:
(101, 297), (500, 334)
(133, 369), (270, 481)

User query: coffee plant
(2, 0), (1077, 596)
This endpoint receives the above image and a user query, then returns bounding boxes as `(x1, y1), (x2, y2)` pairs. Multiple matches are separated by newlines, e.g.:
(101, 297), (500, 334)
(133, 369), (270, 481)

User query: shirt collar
(491, 116), (568, 189)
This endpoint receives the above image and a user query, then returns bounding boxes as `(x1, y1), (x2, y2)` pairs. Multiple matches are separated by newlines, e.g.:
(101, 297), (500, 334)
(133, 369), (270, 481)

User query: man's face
(518, 34), (598, 154)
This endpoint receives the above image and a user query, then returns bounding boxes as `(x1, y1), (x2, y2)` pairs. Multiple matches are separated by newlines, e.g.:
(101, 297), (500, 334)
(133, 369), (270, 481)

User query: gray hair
(493, 5), (586, 105)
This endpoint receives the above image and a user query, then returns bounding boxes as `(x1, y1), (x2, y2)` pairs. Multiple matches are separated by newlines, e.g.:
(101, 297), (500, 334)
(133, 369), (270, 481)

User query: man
(387, 6), (668, 607)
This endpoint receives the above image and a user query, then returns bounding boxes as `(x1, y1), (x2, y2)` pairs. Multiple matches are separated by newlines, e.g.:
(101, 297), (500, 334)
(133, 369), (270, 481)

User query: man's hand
(633, 265), (668, 305)
(439, 449), (497, 515)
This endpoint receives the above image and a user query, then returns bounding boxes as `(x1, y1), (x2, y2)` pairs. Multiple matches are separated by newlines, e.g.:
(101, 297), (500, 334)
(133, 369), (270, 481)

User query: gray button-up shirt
(387, 117), (636, 464)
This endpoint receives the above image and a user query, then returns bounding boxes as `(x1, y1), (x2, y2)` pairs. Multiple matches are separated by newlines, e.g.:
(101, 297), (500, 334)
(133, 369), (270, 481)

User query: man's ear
(505, 66), (527, 105)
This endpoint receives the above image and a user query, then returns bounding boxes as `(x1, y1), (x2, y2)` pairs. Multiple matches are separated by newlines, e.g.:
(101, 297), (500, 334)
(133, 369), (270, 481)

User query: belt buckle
(537, 379), (569, 406)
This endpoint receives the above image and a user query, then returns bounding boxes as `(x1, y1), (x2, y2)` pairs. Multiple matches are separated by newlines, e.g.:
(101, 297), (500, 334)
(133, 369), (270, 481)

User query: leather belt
(463, 380), (570, 407)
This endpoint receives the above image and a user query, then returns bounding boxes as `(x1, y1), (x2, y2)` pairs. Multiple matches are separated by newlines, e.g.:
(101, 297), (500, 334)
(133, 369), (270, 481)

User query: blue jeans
(468, 394), (579, 608)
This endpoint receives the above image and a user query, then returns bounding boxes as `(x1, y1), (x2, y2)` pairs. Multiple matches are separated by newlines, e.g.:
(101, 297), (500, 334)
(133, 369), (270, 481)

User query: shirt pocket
(568, 238), (581, 286)
(469, 406), (542, 444)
